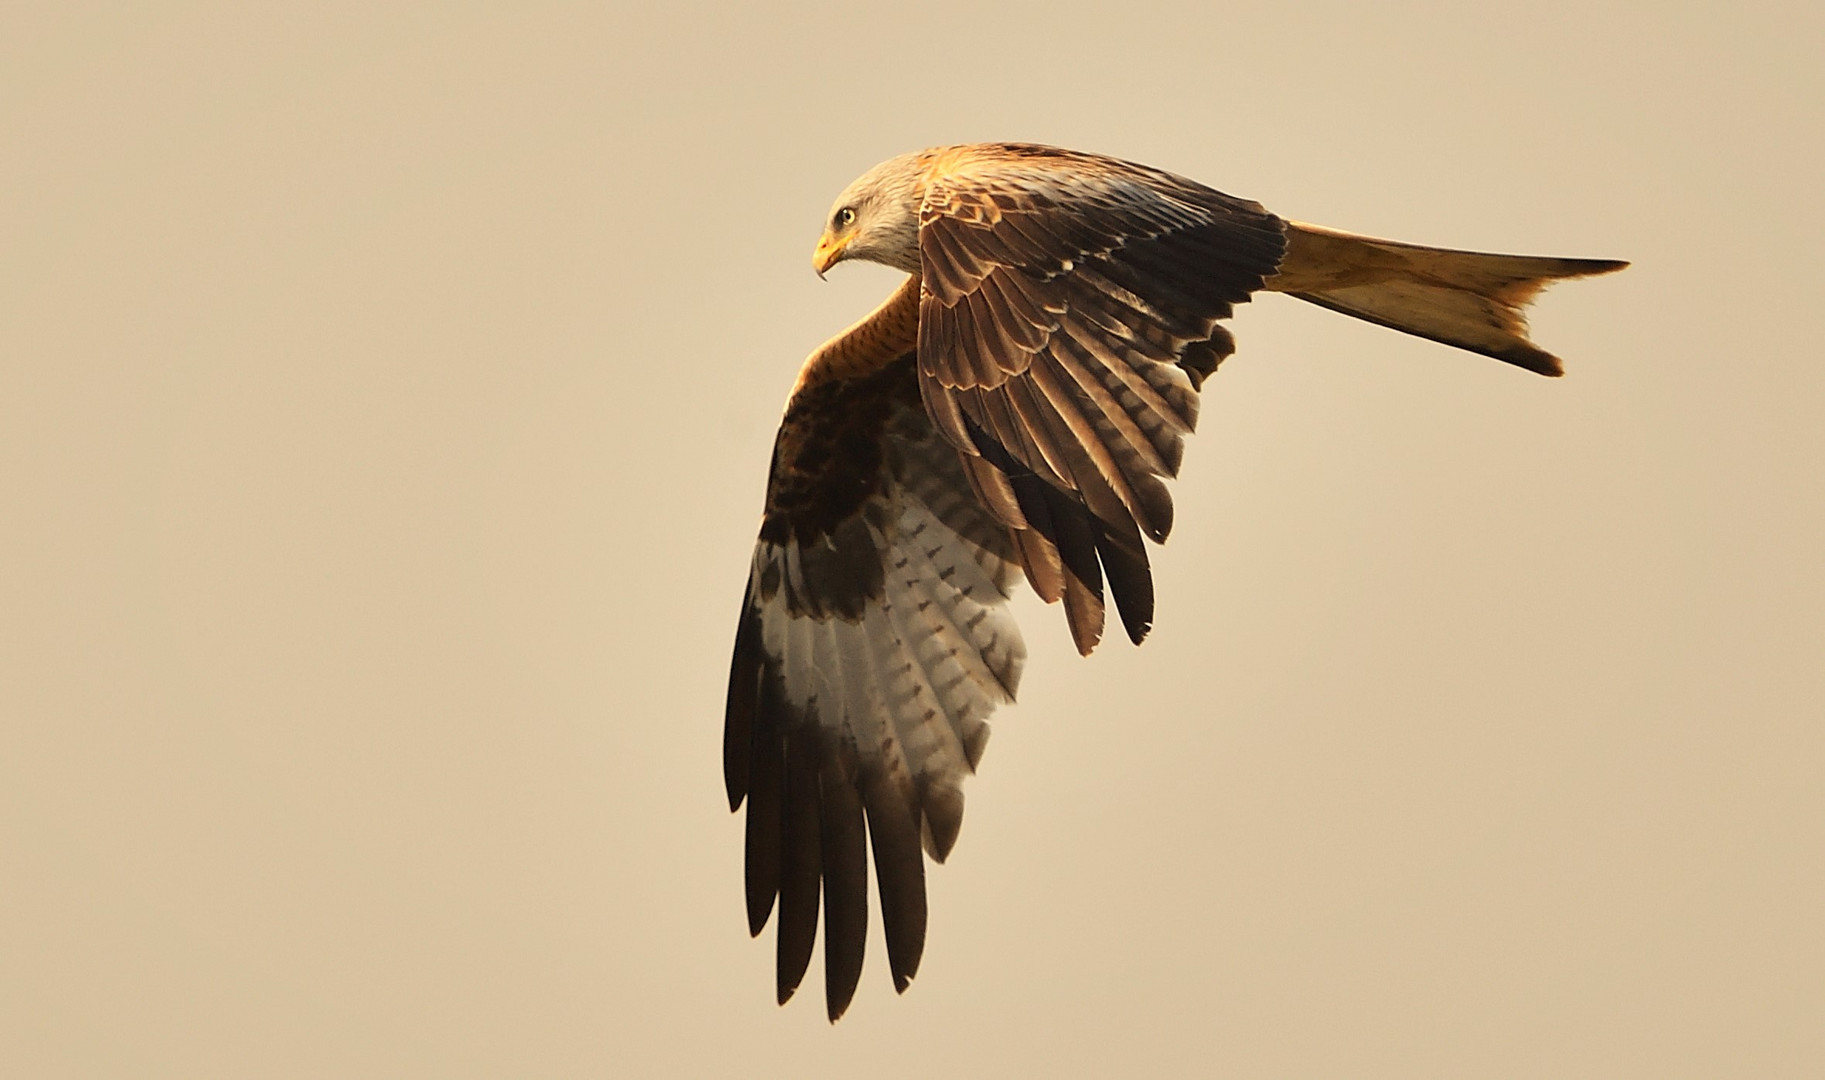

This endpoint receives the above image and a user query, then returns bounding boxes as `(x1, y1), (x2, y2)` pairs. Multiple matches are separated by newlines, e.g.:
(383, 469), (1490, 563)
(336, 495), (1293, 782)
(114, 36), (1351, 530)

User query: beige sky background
(4, 2), (1821, 1076)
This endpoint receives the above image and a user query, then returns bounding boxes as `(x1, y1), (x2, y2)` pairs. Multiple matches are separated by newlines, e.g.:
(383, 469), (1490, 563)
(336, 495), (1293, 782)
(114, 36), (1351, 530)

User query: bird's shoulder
(762, 355), (921, 554)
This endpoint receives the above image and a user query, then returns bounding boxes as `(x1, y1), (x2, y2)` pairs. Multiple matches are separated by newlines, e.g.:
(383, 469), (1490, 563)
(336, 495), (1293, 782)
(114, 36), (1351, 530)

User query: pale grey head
(811, 149), (931, 277)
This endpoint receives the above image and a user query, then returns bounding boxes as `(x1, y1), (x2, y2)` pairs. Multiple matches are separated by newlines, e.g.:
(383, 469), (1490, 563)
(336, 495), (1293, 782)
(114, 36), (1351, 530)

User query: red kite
(724, 143), (1624, 1020)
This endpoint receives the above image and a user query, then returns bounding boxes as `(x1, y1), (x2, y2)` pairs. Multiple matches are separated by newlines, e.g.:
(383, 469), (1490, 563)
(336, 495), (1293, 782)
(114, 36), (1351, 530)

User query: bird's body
(725, 143), (1624, 1021)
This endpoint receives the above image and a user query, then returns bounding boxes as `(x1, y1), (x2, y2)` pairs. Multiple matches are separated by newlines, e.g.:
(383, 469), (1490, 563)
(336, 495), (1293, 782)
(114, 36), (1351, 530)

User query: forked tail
(1261, 221), (1627, 376)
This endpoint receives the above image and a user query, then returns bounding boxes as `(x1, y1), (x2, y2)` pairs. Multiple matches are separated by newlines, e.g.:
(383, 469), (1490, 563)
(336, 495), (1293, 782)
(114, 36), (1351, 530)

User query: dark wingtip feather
(724, 602), (763, 812)
(743, 778), (781, 937)
(741, 648), (789, 937)
(1045, 484), (1107, 656)
(862, 776), (928, 995)
(1062, 571), (1105, 656)
(1491, 341), (1564, 377)
(774, 733), (822, 1004)
(1094, 516), (1155, 646)
(820, 750), (868, 1022)
(1563, 257), (1630, 277)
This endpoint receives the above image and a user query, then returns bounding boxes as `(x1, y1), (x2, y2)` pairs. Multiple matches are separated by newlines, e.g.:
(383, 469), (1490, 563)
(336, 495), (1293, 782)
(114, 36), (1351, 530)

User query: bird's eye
(834, 207), (856, 229)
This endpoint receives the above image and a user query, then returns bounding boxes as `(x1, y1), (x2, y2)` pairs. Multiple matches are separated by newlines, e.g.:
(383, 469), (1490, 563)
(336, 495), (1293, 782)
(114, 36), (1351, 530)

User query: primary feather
(730, 142), (1625, 1020)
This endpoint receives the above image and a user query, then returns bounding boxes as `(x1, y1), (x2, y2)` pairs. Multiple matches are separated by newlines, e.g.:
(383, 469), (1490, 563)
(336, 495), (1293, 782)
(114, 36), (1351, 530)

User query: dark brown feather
(775, 729), (822, 1004)
(959, 451), (1027, 532)
(963, 411), (1110, 653)
(1011, 523), (1065, 604)
(728, 352), (1023, 1019)
(742, 661), (786, 937)
(723, 602), (761, 812)
(862, 771), (928, 993)
(818, 744), (869, 1021)
(729, 141), (1625, 1020)
(905, 149), (1277, 656)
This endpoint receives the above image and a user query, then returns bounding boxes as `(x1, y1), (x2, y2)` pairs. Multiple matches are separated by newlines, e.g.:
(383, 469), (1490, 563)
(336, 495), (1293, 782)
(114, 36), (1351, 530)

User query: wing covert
(915, 144), (1287, 653)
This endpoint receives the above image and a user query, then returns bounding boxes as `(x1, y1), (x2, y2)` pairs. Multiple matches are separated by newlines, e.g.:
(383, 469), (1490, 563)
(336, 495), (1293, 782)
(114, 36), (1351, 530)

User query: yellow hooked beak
(812, 232), (848, 278)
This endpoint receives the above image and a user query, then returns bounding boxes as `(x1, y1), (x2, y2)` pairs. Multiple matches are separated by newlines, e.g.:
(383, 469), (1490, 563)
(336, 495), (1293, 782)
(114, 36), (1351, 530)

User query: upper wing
(724, 354), (1025, 1021)
(915, 144), (1287, 653)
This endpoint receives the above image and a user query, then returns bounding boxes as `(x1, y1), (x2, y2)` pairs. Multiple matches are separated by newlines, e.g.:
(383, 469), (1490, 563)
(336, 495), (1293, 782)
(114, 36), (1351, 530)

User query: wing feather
(861, 769), (926, 993)
(817, 741), (868, 1019)
(739, 617), (785, 935)
(775, 726), (822, 1004)
(915, 144), (1283, 650)
(726, 355), (1026, 1019)
(734, 143), (1288, 1013)
(733, 140), (1624, 1018)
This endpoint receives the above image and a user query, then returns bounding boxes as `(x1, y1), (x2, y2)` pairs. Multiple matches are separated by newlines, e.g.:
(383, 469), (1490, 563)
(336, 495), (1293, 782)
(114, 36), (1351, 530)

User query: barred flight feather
(727, 356), (1025, 1020)
(729, 140), (1624, 1020)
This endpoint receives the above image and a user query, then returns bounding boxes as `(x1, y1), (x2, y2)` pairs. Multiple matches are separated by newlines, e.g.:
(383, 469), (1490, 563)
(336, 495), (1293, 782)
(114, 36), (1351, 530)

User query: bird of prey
(723, 142), (1624, 1021)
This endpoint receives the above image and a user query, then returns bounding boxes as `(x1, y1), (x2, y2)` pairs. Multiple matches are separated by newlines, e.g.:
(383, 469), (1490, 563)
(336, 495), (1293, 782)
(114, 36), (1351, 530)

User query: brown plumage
(727, 142), (1625, 1020)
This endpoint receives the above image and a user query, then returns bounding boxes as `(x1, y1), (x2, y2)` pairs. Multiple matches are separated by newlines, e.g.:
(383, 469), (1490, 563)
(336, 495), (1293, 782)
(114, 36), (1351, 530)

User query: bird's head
(812, 151), (928, 278)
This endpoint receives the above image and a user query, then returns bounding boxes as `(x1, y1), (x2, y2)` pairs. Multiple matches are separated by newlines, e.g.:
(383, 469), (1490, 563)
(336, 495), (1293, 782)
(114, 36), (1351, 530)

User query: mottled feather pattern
(730, 141), (1625, 1018)
(914, 145), (1285, 651)
(727, 355), (1025, 1020)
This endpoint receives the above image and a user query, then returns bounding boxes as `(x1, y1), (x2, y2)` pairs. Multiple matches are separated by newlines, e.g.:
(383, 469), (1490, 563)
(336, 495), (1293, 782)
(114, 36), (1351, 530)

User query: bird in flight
(723, 143), (1624, 1021)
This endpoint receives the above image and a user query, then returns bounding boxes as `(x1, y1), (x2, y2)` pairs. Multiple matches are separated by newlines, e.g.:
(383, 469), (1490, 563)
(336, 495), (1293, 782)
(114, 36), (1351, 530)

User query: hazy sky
(4, 3), (1822, 1077)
